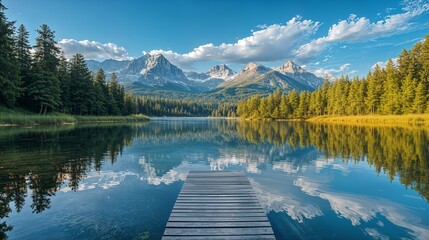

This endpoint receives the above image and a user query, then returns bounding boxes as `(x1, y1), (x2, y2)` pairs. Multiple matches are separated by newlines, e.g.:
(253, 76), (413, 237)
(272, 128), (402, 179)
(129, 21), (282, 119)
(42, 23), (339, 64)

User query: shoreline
(235, 114), (429, 127)
(306, 114), (429, 126)
(0, 109), (149, 126)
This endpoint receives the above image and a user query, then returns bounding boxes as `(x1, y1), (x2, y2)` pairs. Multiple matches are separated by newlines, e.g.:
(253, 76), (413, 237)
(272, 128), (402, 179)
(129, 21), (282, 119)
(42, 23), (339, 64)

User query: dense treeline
(0, 1), (135, 115)
(134, 96), (236, 117)
(237, 36), (429, 119)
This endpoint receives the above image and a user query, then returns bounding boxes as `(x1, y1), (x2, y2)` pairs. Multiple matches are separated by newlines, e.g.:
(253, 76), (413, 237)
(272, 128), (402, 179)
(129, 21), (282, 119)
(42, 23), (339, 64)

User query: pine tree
(108, 73), (120, 115)
(380, 59), (401, 114)
(320, 80), (330, 115)
(417, 36), (429, 112)
(296, 91), (309, 118)
(236, 100), (248, 118)
(267, 93), (275, 117)
(347, 78), (360, 115)
(29, 24), (60, 114)
(288, 89), (299, 118)
(124, 93), (135, 115)
(58, 53), (70, 113)
(258, 98), (270, 118)
(15, 24), (32, 107)
(118, 85), (126, 115)
(397, 49), (410, 80)
(356, 79), (367, 115)
(366, 67), (383, 114)
(93, 69), (108, 115)
(408, 41), (423, 81)
(273, 88), (281, 106)
(279, 94), (289, 118)
(331, 77), (348, 115)
(272, 107), (280, 119)
(401, 74), (417, 114)
(0, 1), (21, 106)
(418, 36), (429, 87)
(413, 82), (427, 113)
(246, 95), (260, 118)
(68, 53), (92, 115)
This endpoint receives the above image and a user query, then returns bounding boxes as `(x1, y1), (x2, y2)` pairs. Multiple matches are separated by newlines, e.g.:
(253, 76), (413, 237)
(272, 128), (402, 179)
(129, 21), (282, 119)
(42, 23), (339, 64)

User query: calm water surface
(0, 118), (428, 239)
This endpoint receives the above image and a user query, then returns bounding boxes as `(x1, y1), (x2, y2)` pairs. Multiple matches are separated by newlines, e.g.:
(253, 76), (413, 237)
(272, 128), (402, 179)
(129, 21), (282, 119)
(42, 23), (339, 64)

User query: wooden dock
(162, 171), (275, 240)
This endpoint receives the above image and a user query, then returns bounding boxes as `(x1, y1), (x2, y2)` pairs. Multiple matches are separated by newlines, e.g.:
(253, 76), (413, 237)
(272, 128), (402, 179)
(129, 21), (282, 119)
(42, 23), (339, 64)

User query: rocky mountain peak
(208, 64), (236, 79)
(245, 62), (259, 71)
(144, 53), (168, 70)
(277, 60), (305, 74)
(244, 62), (270, 73)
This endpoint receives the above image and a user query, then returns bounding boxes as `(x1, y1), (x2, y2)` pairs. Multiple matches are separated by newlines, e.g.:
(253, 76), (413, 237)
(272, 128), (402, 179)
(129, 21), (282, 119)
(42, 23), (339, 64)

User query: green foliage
(93, 69), (108, 115)
(29, 24), (61, 114)
(134, 96), (235, 117)
(16, 24), (33, 108)
(237, 36), (429, 119)
(68, 53), (93, 114)
(0, 107), (148, 125)
(0, 1), (21, 106)
(58, 53), (70, 113)
(0, 1), (138, 118)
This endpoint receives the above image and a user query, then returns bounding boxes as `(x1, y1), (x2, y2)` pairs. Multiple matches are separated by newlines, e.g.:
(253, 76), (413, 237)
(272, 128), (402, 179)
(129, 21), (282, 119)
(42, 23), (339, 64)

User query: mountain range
(86, 53), (324, 99)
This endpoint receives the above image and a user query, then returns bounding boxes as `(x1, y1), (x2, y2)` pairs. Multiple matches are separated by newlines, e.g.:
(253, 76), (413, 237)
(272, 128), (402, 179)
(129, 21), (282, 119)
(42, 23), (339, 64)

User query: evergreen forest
(237, 36), (429, 119)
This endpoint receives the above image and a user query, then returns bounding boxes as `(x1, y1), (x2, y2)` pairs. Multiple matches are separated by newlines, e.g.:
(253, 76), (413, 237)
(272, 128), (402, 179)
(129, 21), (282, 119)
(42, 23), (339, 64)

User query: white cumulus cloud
(149, 16), (320, 69)
(372, 57), (398, 69)
(250, 178), (323, 222)
(294, 177), (429, 238)
(312, 63), (357, 80)
(295, 1), (429, 62)
(58, 39), (132, 60)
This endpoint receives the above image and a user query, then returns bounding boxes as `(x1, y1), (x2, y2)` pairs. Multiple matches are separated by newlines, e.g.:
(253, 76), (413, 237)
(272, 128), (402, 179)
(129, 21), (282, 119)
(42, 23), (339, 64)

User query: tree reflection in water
(0, 124), (136, 238)
(0, 120), (428, 238)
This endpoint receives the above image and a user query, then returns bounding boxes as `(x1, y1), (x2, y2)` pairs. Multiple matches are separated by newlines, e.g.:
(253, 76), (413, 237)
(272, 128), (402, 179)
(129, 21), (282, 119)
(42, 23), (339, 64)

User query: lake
(1, 118), (428, 239)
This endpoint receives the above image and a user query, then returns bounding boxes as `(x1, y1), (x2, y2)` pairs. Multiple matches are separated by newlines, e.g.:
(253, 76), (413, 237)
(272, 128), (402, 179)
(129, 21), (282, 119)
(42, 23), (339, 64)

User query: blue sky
(4, 0), (429, 78)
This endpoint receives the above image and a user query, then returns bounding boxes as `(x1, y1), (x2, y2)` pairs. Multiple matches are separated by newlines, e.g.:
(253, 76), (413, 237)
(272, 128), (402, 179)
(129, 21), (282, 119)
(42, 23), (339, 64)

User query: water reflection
(234, 121), (429, 202)
(0, 124), (137, 238)
(0, 119), (428, 239)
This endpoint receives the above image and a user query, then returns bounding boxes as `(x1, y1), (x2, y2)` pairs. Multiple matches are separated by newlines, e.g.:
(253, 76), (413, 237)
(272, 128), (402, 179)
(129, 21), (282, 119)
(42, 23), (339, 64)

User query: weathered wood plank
(177, 196), (258, 200)
(163, 235), (275, 240)
(164, 227), (274, 236)
(182, 185), (253, 188)
(178, 194), (257, 197)
(177, 199), (259, 202)
(179, 193), (256, 196)
(172, 209), (265, 213)
(162, 171), (274, 240)
(170, 212), (267, 217)
(181, 188), (254, 191)
(167, 221), (272, 228)
(186, 179), (248, 181)
(172, 206), (263, 210)
(177, 198), (259, 202)
(176, 200), (260, 204)
(186, 171), (245, 175)
(174, 203), (261, 208)
(183, 185), (251, 187)
(168, 216), (269, 222)
(186, 175), (247, 178)
(180, 191), (255, 194)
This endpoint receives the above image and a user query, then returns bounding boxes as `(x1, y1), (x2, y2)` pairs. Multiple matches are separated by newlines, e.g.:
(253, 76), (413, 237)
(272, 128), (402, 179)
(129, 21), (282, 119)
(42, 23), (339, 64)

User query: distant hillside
(87, 54), (324, 100)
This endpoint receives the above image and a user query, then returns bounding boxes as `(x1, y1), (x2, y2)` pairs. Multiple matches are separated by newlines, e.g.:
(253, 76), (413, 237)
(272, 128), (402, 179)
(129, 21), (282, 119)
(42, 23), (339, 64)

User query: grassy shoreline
(236, 114), (429, 127)
(306, 114), (429, 126)
(0, 107), (149, 126)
